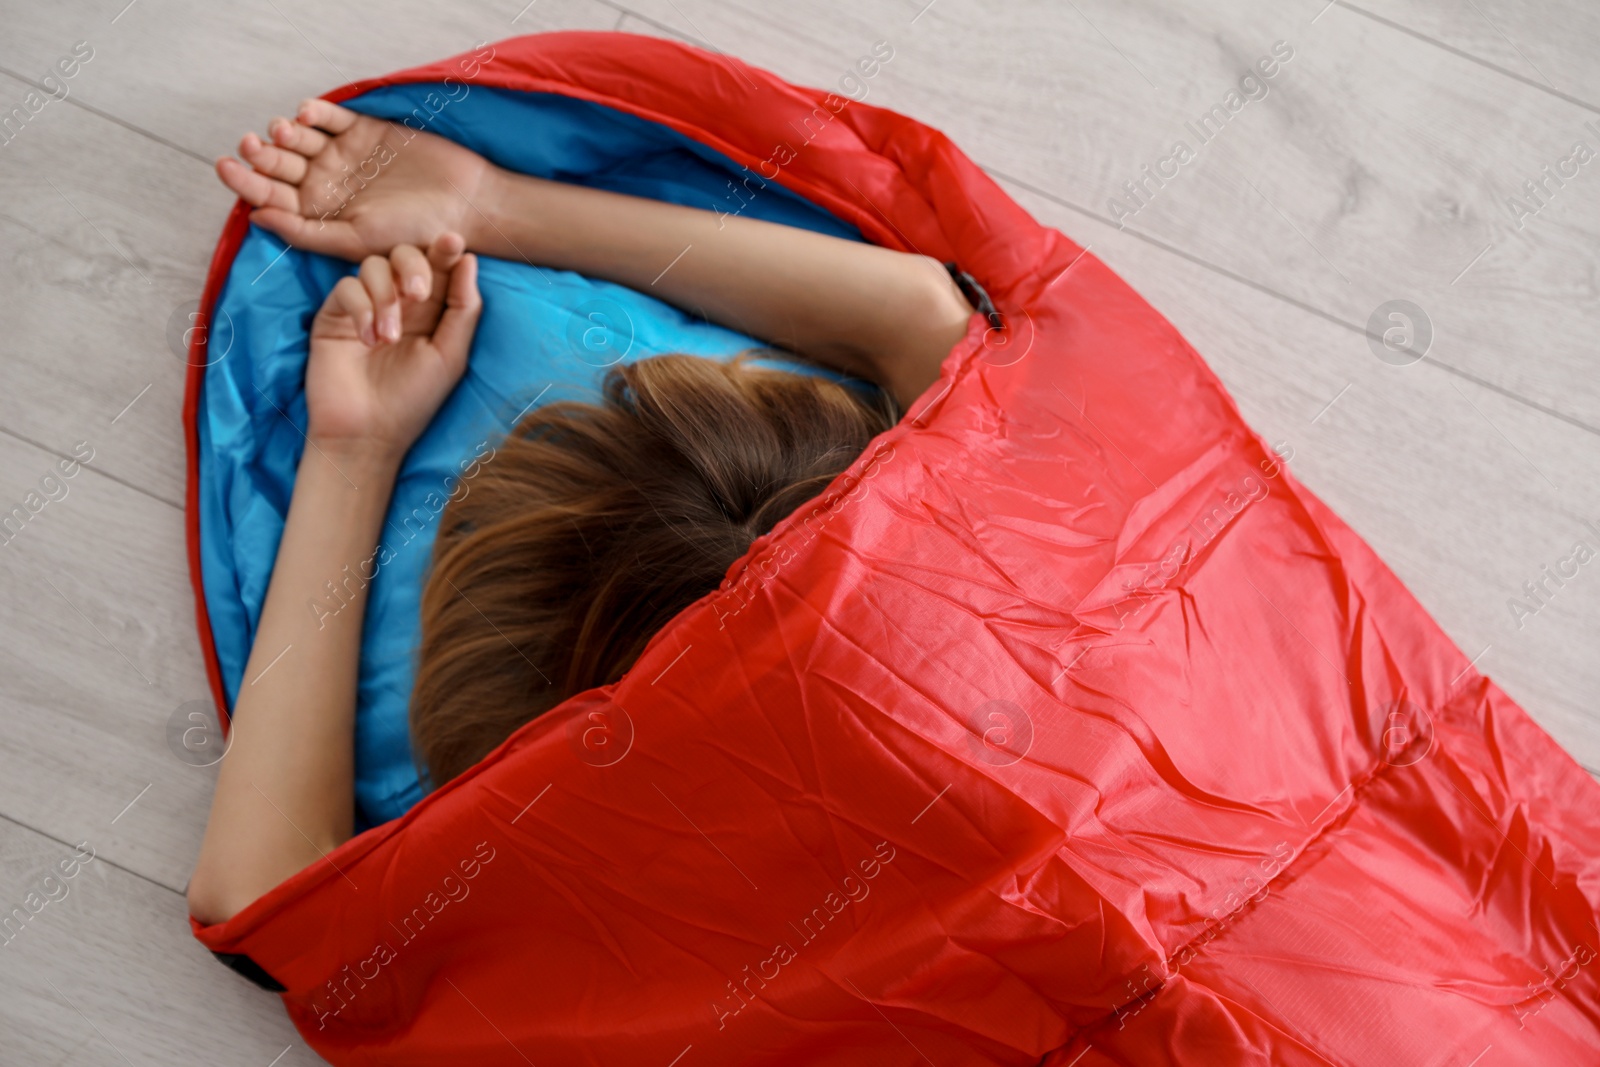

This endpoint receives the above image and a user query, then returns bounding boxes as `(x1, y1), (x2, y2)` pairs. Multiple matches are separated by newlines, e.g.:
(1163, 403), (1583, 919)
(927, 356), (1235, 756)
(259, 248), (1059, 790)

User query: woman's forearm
(188, 446), (398, 925)
(470, 168), (973, 409)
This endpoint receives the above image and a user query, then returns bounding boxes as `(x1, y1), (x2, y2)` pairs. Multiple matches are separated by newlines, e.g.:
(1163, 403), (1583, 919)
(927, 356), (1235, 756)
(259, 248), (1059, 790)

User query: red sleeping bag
(188, 31), (1600, 1066)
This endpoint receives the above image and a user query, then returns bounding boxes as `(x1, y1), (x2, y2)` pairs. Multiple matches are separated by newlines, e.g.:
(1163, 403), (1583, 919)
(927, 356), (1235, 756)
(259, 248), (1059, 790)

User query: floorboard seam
(0, 67), (214, 167)
(0, 425), (183, 511)
(0, 809), (185, 899)
(0, 7), (1594, 539)
(599, 4), (1600, 440)
(592, 2), (699, 47)
(985, 167), (1600, 441)
(1336, 2), (1600, 117)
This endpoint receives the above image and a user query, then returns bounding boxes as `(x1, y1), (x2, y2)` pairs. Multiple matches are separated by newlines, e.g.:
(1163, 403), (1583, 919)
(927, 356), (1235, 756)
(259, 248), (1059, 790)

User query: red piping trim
(183, 200), (253, 731)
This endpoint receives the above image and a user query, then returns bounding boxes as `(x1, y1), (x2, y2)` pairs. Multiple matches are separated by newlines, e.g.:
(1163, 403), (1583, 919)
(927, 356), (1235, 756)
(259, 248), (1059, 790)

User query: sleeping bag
(186, 31), (1600, 1067)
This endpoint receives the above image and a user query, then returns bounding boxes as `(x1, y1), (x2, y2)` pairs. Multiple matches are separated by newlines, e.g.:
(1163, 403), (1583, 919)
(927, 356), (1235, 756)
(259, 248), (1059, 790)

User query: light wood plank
(0, 0), (623, 509)
(0, 815), (301, 1066)
(613, 0), (1600, 434)
(1353, 0), (1600, 110)
(0, 68), (217, 507)
(0, 0), (624, 159)
(0, 427), (219, 892)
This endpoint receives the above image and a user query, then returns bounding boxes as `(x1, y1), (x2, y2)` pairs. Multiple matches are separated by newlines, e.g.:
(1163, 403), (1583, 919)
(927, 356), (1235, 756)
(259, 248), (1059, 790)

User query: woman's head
(410, 353), (897, 786)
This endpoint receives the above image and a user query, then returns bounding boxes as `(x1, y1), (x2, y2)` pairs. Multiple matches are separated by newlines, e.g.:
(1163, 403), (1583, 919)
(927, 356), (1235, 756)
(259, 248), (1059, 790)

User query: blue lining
(197, 84), (863, 825)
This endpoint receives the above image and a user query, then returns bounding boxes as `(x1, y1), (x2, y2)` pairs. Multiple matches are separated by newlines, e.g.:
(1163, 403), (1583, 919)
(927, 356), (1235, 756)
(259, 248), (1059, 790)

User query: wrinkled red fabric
(188, 31), (1600, 1066)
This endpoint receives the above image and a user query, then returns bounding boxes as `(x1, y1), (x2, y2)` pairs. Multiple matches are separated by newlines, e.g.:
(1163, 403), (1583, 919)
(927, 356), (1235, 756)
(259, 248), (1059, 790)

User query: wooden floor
(1, 0), (1596, 1061)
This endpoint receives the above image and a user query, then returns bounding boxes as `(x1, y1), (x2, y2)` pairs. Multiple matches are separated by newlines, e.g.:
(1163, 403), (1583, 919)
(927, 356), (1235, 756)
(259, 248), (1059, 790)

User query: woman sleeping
(187, 98), (975, 925)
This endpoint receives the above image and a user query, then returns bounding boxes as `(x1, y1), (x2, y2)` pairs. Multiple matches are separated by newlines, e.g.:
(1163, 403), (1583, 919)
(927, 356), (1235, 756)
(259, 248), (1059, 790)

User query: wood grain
(0, 1), (1594, 1063)
(1354, 0), (1600, 110)
(614, 0), (1600, 432)
(0, 0), (625, 160)
(0, 427), (219, 892)
(0, 815), (302, 1066)
(0, 69), (218, 507)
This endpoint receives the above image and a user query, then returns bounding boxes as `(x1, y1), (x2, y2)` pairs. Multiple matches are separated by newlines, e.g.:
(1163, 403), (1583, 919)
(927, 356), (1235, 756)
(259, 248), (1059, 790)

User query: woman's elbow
(186, 863), (261, 927)
(187, 870), (237, 927)
(876, 257), (976, 406)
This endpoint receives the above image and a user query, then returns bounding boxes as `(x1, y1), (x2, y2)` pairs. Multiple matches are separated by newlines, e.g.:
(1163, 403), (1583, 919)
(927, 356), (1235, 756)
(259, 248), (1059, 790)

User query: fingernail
(407, 277), (428, 299)
(360, 318), (376, 346)
(382, 308), (401, 341)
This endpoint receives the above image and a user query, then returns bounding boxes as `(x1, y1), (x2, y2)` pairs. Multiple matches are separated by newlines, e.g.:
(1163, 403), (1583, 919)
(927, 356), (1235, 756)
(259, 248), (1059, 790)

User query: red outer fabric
(186, 32), (1600, 1066)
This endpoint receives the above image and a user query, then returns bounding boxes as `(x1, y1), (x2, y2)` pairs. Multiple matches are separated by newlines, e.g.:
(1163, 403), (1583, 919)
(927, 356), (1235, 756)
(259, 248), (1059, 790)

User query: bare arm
(187, 237), (482, 926)
(220, 100), (974, 410)
(186, 449), (391, 925)
(469, 171), (972, 408)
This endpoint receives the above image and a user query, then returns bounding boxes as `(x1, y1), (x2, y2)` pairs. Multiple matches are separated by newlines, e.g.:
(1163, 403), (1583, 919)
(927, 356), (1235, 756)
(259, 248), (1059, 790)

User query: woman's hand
(220, 98), (970, 411)
(306, 232), (482, 464)
(217, 99), (499, 260)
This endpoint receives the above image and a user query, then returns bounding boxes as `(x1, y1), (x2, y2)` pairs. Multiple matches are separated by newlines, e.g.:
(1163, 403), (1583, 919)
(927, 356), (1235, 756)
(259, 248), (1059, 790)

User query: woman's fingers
(317, 234), (475, 354)
(239, 131), (308, 184)
(430, 252), (482, 369)
(215, 156), (299, 213)
(359, 255), (401, 344)
(248, 208), (368, 261)
(297, 98), (360, 135)
(269, 116), (329, 157)
(330, 276), (377, 347)
(227, 100), (348, 197)
(425, 232), (467, 275)
(390, 244), (432, 302)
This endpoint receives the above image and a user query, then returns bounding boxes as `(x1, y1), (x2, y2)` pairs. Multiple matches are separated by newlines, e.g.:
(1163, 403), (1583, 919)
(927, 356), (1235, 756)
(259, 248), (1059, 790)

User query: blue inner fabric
(199, 84), (862, 826)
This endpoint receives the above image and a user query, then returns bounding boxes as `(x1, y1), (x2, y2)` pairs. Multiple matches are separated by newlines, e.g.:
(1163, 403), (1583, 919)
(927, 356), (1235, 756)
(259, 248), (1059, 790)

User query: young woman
(187, 99), (975, 925)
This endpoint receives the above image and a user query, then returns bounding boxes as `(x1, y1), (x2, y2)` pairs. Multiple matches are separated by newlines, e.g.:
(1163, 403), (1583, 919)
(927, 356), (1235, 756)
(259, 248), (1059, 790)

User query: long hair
(410, 353), (897, 787)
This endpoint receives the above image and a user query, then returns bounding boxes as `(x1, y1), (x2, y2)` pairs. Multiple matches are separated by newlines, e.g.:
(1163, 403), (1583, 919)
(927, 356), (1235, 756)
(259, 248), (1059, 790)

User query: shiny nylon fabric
(188, 32), (1600, 1066)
